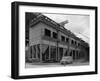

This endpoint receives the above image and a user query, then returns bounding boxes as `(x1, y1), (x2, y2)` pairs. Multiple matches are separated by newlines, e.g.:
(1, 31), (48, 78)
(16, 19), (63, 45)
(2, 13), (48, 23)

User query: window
(61, 36), (65, 41)
(66, 37), (69, 42)
(53, 32), (57, 39)
(75, 41), (77, 45)
(71, 40), (74, 44)
(44, 29), (51, 37)
(78, 43), (80, 46)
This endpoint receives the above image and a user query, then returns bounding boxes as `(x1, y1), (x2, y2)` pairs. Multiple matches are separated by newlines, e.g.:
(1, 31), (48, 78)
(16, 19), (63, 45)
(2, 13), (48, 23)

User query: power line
(78, 32), (89, 39)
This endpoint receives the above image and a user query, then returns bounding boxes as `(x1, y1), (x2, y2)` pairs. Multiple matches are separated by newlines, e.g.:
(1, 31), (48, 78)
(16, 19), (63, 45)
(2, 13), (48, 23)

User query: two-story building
(26, 14), (89, 63)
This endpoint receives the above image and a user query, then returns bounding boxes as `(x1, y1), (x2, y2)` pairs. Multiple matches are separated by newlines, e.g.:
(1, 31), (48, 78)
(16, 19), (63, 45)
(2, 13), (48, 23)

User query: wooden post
(32, 46), (33, 58)
(49, 45), (51, 60)
(72, 50), (73, 59)
(36, 45), (38, 59)
(40, 44), (42, 62)
(56, 46), (57, 61)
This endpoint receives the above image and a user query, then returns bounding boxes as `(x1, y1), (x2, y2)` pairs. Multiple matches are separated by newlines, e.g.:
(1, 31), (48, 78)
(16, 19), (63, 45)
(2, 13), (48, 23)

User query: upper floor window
(66, 37), (69, 43)
(61, 35), (65, 42)
(78, 43), (80, 46)
(44, 29), (51, 37)
(53, 32), (57, 39)
(75, 41), (77, 45)
(71, 40), (74, 44)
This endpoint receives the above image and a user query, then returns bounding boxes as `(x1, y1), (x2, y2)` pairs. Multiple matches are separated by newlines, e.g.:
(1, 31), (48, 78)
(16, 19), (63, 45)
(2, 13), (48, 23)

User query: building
(25, 14), (89, 63)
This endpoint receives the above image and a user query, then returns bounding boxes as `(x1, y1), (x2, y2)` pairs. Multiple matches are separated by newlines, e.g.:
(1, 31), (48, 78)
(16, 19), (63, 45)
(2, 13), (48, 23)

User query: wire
(78, 32), (89, 39)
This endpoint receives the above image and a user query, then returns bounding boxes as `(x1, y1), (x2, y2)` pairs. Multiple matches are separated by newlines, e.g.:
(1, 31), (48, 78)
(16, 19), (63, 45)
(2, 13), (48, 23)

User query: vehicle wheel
(61, 62), (64, 65)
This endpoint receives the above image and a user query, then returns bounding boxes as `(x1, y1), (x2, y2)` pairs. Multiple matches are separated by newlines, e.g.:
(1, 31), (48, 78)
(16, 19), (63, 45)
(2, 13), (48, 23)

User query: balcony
(41, 35), (59, 42)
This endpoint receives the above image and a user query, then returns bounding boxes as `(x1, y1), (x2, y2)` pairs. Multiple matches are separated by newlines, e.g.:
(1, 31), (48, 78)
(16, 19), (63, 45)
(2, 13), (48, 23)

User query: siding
(29, 22), (42, 46)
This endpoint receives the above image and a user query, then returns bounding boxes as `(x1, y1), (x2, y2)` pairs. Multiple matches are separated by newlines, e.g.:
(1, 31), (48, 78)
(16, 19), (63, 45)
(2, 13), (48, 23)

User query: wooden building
(26, 14), (89, 63)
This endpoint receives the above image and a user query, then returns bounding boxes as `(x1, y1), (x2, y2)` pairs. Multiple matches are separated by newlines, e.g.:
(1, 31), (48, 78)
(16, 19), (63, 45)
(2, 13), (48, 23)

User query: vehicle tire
(61, 62), (64, 65)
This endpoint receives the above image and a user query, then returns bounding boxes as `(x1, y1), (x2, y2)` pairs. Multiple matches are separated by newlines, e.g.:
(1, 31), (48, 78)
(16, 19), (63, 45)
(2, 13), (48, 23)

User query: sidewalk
(25, 59), (89, 68)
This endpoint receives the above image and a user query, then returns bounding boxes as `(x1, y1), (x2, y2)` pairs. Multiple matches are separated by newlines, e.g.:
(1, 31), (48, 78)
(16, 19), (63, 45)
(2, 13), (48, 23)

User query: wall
(0, 0), (99, 81)
(30, 22), (42, 45)
(40, 21), (57, 46)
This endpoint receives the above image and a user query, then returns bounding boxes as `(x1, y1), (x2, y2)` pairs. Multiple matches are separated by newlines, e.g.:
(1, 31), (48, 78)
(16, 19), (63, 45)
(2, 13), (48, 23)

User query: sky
(43, 13), (90, 44)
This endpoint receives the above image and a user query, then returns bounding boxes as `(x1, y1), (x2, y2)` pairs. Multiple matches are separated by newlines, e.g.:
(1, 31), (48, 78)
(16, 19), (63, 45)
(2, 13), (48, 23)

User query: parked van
(60, 56), (73, 65)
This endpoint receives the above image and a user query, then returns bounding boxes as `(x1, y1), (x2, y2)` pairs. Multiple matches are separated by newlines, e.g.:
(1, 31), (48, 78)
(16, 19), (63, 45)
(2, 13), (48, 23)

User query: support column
(49, 45), (51, 60)
(63, 48), (64, 57)
(77, 51), (78, 59)
(63, 48), (65, 57)
(76, 51), (78, 60)
(56, 46), (57, 61)
(58, 47), (60, 61)
(68, 49), (70, 56)
(74, 50), (76, 60)
(57, 47), (60, 61)
(40, 44), (42, 62)
(75, 50), (77, 60)
(78, 51), (80, 59)
(28, 46), (31, 59)
(32, 46), (34, 58)
(72, 50), (73, 59)
(36, 45), (38, 59)
(77, 51), (79, 59)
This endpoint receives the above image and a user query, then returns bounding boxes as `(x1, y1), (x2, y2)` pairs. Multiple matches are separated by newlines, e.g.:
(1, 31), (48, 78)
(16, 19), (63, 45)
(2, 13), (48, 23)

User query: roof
(30, 15), (76, 37)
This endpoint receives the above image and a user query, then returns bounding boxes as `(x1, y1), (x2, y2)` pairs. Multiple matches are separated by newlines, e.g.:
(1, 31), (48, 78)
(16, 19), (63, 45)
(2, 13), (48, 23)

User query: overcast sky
(43, 13), (90, 44)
